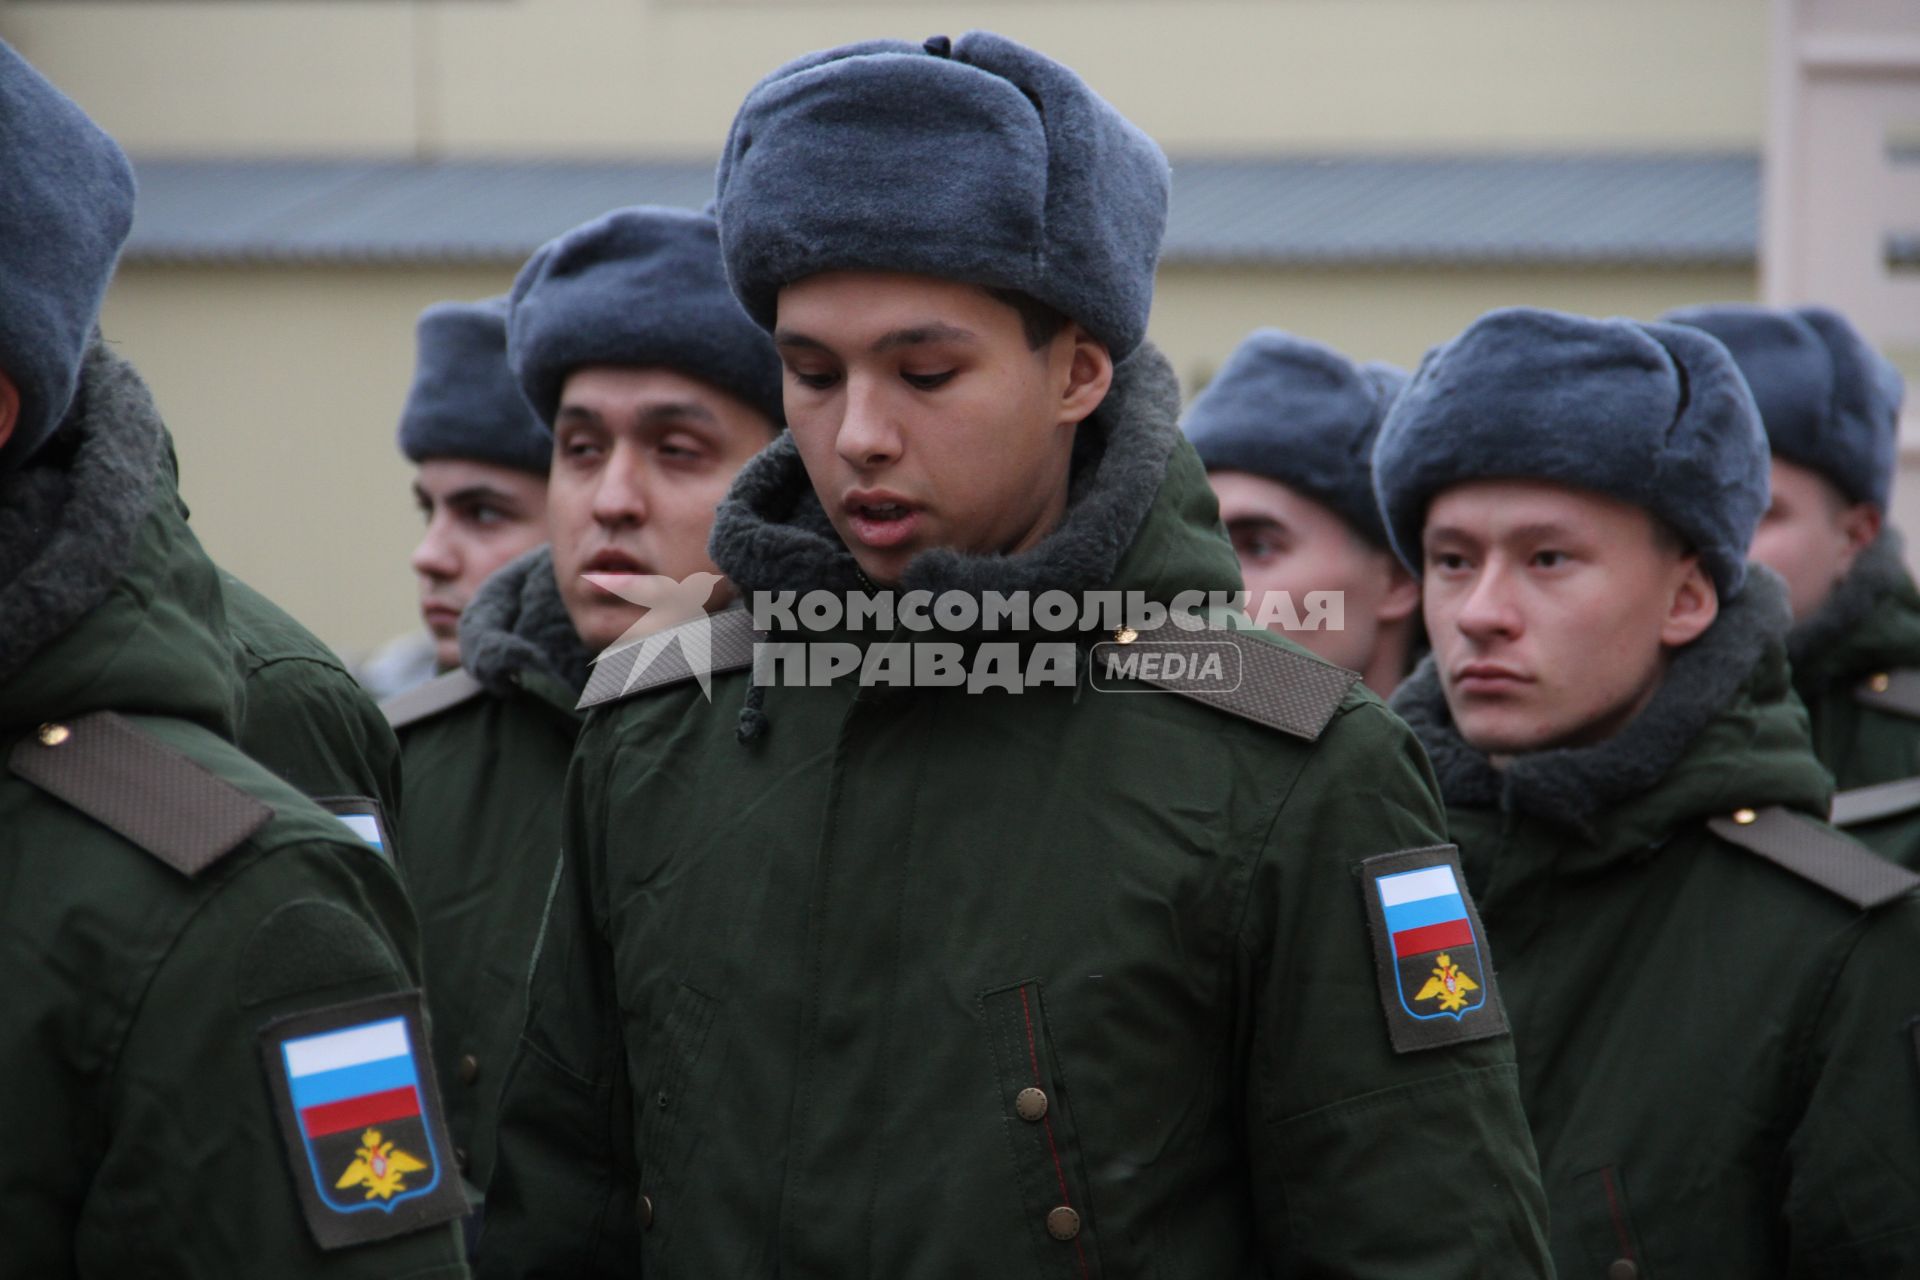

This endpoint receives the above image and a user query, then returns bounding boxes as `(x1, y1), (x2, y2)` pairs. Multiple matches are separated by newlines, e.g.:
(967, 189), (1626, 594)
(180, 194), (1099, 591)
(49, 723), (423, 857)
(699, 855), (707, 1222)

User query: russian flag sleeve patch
(260, 992), (467, 1249)
(1360, 846), (1509, 1053)
(314, 796), (394, 866)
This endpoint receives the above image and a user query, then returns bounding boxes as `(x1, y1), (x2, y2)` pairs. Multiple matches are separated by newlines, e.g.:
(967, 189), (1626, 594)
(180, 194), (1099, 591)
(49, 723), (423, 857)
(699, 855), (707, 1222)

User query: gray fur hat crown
(398, 296), (551, 474)
(1184, 329), (1407, 548)
(1372, 306), (1770, 600)
(0, 40), (137, 472)
(714, 31), (1170, 358)
(1662, 303), (1903, 511)
(508, 205), (784, 430)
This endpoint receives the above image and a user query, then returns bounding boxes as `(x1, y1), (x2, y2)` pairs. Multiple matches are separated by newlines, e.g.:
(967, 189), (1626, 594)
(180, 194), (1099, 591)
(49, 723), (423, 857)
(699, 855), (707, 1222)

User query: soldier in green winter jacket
(222, 568), (406, 850)
(1665, 303), (1920, 864)
(481, 32), (1552, 1278)
(386, 209), (781, 1202)
(0, 40), (469, 1277)
(1377, 306), (1920, 1277)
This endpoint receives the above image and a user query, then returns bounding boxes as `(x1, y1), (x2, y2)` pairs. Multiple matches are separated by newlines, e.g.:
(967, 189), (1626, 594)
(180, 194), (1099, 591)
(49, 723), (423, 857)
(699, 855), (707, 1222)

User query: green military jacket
(1396, 569), (1920, 1278)
(482, 346), (1551, 1277)
(1788, 530), (1920, 867)
(224, 569), (406, 852)
(0, 345), (469, 1278)
(386, 546), (588, 1194)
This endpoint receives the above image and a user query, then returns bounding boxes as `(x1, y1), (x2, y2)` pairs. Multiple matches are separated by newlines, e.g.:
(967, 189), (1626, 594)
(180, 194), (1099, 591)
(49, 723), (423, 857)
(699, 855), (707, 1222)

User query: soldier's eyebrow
(772, 324), (978, 355)
(870, 323), (976, 354)
(1423, 520), (1581, 550)
(1222, 514), (1288, 534)
(554, 403), (603, 429)
(635, 400), (718, 428)
(445, 484), (522, 510)
(1420, 522), (1480, 550)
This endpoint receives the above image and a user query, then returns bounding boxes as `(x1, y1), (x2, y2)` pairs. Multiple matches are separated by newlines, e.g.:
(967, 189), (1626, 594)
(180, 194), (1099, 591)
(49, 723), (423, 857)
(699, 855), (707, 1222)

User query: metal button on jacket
(638, 1193), (655, 1230)
(1015, 1087), (1049, 1122)
(1607, 1260), (1638, 1280)
(458, 1053), (480, 1085)
(1045, 1206), (1080, 1241)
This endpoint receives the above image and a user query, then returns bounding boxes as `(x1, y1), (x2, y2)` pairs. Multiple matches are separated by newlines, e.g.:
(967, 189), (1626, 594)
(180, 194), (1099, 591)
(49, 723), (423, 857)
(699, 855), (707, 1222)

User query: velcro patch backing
(1360, 845), (1509, 1054)
(259, 991), (466, 1250)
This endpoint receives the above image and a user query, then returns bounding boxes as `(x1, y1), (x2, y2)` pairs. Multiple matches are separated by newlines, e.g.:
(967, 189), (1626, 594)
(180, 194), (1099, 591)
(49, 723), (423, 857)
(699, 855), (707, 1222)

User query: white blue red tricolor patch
(315, 796), (393, 864)
(260, 992), (466, 1249)
(1360, 846), (1509, 1053)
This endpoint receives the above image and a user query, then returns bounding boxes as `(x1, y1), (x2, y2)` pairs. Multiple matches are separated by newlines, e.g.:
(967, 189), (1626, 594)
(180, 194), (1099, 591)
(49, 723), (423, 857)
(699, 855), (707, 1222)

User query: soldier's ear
(1659, 556), (1719, 650)
(0, 368), (17, 454)
(1376, 554), (1422, 625)
(1056, 325), (1114, 430)
(1837, 499), (1882, 564)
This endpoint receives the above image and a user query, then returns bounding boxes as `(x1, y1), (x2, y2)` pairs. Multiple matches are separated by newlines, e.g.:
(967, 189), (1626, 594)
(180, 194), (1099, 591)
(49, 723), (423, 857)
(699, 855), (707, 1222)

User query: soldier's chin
(429, 635), (462, 672)
(1453, 706), (1565, 760)
(564, 592), (638, 657)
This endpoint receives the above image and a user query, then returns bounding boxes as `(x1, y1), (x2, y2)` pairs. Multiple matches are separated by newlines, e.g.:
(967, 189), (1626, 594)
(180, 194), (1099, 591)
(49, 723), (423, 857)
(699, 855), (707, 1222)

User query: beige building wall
(5, 0), (1766, 157)
(100, 259), (1755, 658)
(1151, 264), (1756, 390)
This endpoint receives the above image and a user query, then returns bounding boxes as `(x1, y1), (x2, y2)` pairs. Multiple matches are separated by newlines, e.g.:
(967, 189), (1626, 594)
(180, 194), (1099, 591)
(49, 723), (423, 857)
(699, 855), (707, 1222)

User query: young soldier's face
(773, 271), (1112, 585)
(409, 460), (549, 669)
(1422, 479), (1718, 757)
(548, 365), (777, 654)
(1748, 457), (1881, 623)
(1208, 469), (1417, 673)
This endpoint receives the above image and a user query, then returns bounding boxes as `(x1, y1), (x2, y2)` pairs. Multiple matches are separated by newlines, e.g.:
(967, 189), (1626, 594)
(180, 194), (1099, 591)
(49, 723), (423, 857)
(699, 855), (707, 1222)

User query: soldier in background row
(384, 206), (782, 1229)
(1185, 329), (1422, 695)
(359, 298), (550, 701)
(1666, 302), (1920, 866)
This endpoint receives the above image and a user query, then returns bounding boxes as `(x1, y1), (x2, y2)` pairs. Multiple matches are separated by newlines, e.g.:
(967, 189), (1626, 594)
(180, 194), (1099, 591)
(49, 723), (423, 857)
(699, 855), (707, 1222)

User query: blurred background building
(0, 0), (1913, 658)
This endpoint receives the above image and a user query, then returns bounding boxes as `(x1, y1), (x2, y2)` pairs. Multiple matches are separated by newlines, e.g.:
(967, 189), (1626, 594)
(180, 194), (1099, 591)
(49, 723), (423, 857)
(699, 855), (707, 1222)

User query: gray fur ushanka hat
(1662, 303), (1903, 511)
(1184, 329), (1407, 547)
(508, 205), (784, 430)
(713, 31), (1170, 358)
(398, 296), (550, 473)
(0, 40), (137, 472)
(1372, 306), (1770, 600)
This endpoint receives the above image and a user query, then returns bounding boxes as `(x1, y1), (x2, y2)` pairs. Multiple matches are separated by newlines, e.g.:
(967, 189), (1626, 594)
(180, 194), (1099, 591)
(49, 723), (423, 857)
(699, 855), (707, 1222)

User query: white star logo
(585, 571), (728, 700)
